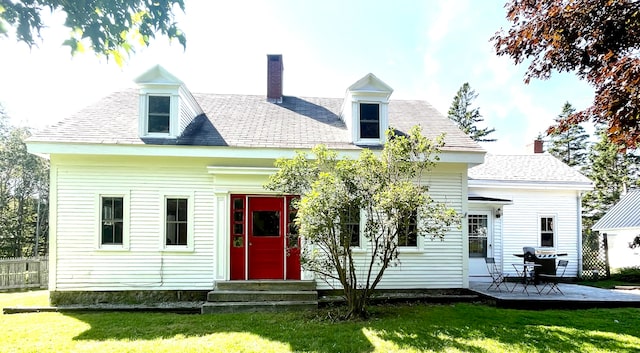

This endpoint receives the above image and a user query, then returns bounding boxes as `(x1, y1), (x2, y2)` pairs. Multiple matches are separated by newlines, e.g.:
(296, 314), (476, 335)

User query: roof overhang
(27, 141), (486, 164)
(591, 226), (640, 233)
(468, 179), (594, 191)
(468, 195), (513, 205)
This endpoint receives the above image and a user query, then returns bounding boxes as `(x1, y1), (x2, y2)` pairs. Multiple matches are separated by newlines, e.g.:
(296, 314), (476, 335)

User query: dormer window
(342, 73), (393, 146)
(359, 103), (380, 139)
(134, 65), (204, 139)
(147, 95), (171, 134)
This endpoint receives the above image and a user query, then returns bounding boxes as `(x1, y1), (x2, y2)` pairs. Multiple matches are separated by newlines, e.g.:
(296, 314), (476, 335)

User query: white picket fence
(0, 257), (48, 291)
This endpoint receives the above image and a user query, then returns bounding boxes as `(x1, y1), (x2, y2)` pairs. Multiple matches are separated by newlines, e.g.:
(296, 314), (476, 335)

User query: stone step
(214, 280), (316, 292)
(207, 290), (318, 302)
(201, 300), (318, 314)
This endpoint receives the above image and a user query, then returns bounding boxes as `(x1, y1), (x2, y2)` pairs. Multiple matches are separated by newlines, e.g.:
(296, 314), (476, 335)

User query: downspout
(577, 191), (583, 277)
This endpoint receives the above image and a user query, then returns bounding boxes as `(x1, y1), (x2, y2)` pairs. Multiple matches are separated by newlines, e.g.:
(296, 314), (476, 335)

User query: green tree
(0, 107), (49, 257)
(265, 126), (460, 319)
(447, 83), (496, 142)
(492, 0), (640, 149)
(0, 0), (186, 64)
(582, 126), (636, 229)
(547, 102), (589, 168)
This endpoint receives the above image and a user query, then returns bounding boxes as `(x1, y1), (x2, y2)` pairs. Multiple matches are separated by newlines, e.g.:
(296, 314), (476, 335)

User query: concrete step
(207, 290), (318, 302)
(201, 300), (318, 314)
(214, 280), (316, 292)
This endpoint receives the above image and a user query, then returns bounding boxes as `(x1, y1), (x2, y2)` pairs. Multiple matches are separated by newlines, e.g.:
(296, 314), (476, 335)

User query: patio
(470, 281), (640, 309)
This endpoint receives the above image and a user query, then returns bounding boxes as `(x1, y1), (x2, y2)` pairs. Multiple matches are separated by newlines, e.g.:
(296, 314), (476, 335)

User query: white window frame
(138, 89), (178, 138)
(351, 98), (389, 146)
(95, 192), (130, 251)
(398, 209), (421, 252)
(160, 192), (195, 252)
(467, 212), (491, 258)
(539, 215), (556, 248)
(338, 205), (364, 250)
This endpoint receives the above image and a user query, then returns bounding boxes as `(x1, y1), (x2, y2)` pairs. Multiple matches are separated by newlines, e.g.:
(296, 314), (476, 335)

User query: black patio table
(511, 262), (542, 295)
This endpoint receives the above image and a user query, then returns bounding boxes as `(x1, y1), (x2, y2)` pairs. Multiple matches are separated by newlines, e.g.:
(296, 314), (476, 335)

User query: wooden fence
(0, 257), (48, 291)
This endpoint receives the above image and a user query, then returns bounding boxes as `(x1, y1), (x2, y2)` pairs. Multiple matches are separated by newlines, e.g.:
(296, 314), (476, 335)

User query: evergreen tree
(0, 107), (49, 257)
(547, 102), (589, 168)
(447, 83), (496, 142)
(582, 126), (635, 228)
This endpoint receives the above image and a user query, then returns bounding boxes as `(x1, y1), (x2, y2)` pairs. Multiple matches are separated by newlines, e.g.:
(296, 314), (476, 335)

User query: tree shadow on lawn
(65, 304), (640, 353)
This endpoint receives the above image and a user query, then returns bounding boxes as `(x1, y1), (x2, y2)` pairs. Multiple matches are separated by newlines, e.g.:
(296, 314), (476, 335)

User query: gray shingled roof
(29, 90), (482, 152)
(468, 154), (592, 185)
(592, 190), (640, 231)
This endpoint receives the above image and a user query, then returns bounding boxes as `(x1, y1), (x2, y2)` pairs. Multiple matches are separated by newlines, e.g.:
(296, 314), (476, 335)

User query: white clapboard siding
(54, 156), (216, 291)
(470, 187), (581, 277)
(178, 85), (204, 134)
(315, 169), (466, 290)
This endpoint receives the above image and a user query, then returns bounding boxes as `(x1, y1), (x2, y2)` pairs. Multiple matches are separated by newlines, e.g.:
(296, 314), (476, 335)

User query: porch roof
(592, 190), (640, 231)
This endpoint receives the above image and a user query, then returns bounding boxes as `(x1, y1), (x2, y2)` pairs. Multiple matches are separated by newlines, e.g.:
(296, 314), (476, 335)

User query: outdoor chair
(485, 257), (510, 292)
(539, 260), (569, 295)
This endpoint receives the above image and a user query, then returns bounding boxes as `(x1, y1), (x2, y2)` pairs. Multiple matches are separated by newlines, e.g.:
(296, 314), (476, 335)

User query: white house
(468, 154), (593, 279)
(592, 190), (640, 270)
(27, 56), (591, 302)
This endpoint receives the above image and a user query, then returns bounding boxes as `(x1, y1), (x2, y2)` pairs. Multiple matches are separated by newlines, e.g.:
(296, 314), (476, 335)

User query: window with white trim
(147, 95), (171, 134)
(359, 103), (380, 139)
(166, 198), (188, 246)
(97, 193), (130, 250)
(341, 204), (361, 247)
(468, 214), (488, 257)
(162, 194), (194, 250)
(540, 216), (555, 247)
(398, 210), (418, 247)
(101, 197), (123, 245)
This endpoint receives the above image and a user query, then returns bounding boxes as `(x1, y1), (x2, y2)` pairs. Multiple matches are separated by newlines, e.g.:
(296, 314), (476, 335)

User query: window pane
(166, 198), (188, 246)
(398, 211), (418, 247)
(359, 103), (380, 139)
(341, 205), (360, 247)
(148, 96), (170, 133)
(233, 198), (244, 210)
(101, 197), (124, 245)
(148, 115), (170, 133)
(234, 223), (244, 235)
(234, 211), (243, 222)
(540, 217), (554, 247)
(468, 214), (488, 257)
(167, 199), (178, 220)
(252, 211), (280, 236)
(149, 96), (170, 113)
(102, 224), (114, 244)
(177, 223), (187, 245)
(102, 198), (113, 220)
(177, 199), (188, 222)
(114, 222), (123, 244)
(113, 198), (123, 219)
(166, 223), (177, 245)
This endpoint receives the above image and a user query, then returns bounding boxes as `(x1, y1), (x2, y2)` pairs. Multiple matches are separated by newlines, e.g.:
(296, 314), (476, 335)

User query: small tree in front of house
(265, 126), (460, 319)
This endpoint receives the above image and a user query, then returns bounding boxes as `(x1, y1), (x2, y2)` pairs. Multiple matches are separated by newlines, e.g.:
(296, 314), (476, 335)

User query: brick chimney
(533, 139), (544, 153)
(267, 54), (283, 103)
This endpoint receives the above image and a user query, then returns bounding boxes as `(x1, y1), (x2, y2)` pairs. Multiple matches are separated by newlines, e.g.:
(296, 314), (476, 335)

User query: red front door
(248, 197), (285, 279)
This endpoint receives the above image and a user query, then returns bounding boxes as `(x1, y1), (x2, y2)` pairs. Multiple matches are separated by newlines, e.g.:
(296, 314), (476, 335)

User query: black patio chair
(485, 257), (510, 292)
(539, 260), (569, 295)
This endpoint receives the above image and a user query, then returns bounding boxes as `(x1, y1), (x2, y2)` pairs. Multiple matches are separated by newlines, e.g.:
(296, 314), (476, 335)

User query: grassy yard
(1, 291), (640, 352)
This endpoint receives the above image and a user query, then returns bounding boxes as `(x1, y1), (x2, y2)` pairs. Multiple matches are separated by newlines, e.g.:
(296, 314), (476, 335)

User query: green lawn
(1, 291), (640, 352)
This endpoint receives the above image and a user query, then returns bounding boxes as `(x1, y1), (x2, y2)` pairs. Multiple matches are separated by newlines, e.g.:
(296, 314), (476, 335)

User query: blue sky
(0, 0), (594, 153)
